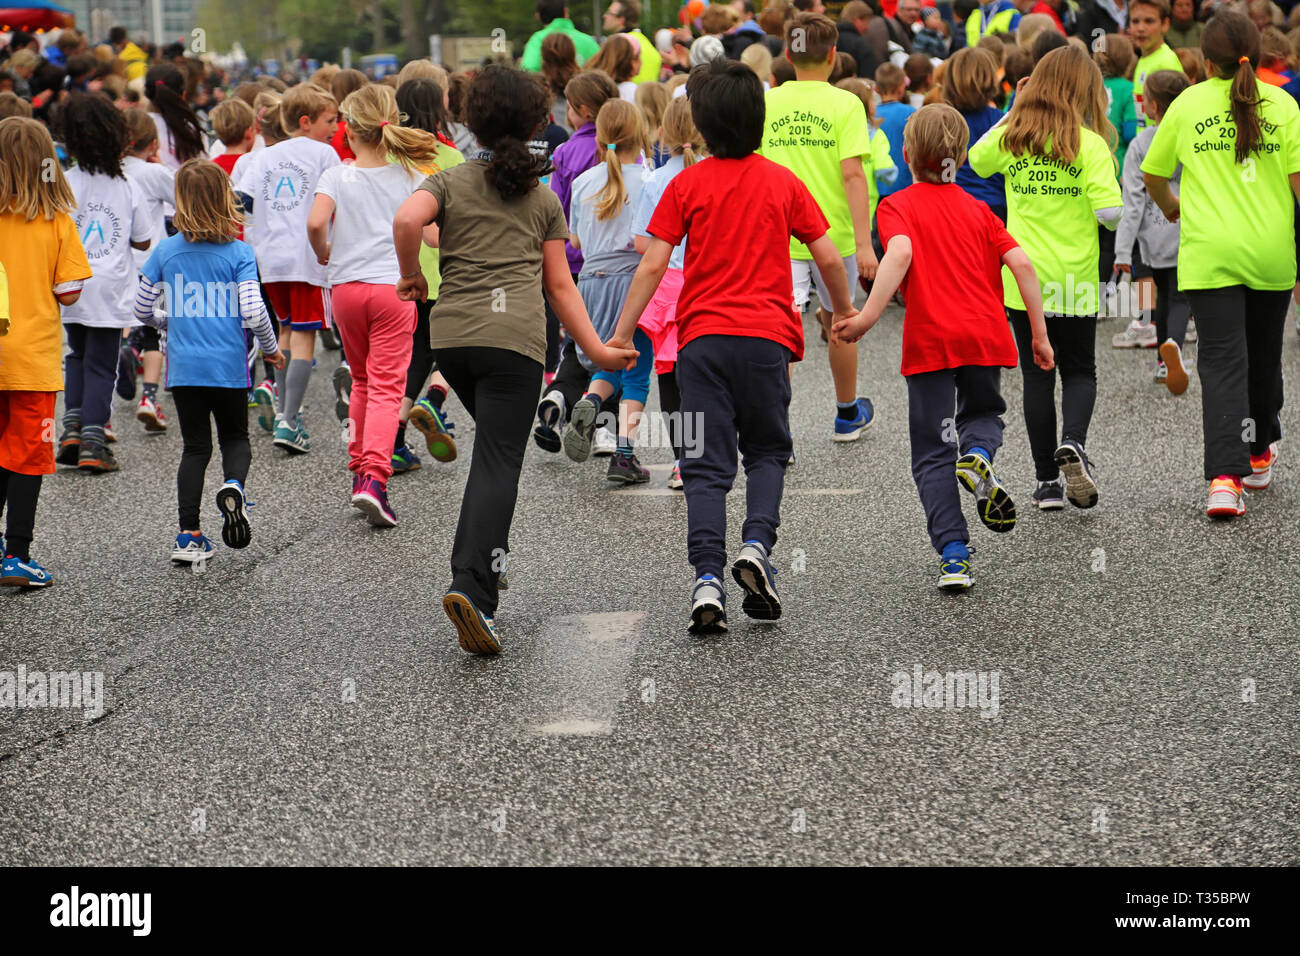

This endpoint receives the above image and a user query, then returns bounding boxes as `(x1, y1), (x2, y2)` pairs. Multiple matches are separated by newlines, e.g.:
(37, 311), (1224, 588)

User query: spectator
(605, 1), (662, 82)
(1027, 0), (1071, 33)
(838, 2), (882, 77)
(542, 33), (581, 131)
(588, 33), (642, 101)
(108, 27), (148, 82)
(1074, 0), (1128, 46)
(722, 0), (769, 59)
(1165, 0), (1204, 48)
(522, 1), (601, 71)
(7, 50), (38, 100)
(868, 0), (917, 64)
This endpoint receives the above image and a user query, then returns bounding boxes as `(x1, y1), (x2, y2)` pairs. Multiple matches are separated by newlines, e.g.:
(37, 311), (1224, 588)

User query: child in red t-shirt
(833, 104), (1055, 592)
(608, 60), (855, 635)
(210, 98), (257, 177)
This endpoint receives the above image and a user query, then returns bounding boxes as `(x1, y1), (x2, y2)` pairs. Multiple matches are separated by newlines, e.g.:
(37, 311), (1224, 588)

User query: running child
(968, 45), (1122, 512)
(836, 78), (899, 224)
(1129, 0), (1184, 130)
(234, 82), (341, 454)
(133, 160), (284, 563)
(608, 59), (855, 634)
(875, 63), (916, 198)
(1141, 12), (1300, 518)
(144, 63), (208, 171)
(307, 84), (442, 526)
(58, 93), (154, 474)
(561, 98), (653, 484)
(1115, 69), (1191, 394)
(209, 96), (258, 176)
(833, 104), (1054, 591)
(393, 64), (637, 654)
(942, 47), (1008, 221)
(0, 117), (92, 588)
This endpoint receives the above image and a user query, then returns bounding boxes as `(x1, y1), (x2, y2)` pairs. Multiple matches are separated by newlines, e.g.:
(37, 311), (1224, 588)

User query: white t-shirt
(149, 111), (209, 172)
(234, 136), (341, 284)
(313, 162), (424, 286)
(63, 168), (152, 328)
(123, 155), (176, 269)
(569, 161), (645, 272)
(618, 81), (637, 103)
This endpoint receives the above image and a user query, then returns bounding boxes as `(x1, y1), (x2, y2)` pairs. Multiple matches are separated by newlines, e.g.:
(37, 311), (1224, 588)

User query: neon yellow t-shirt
(1134, 43), (1184, 131)
(1142, 77), (1300, 291)
(759, 81), (871, 260)
(865, 127), (895, 222)
(968, 125), (1121, 311)
(418, 142), (465, 300)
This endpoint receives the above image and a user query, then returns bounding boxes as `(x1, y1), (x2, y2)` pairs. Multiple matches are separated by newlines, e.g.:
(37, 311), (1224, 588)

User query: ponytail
(594, 146), (627, 221)
(1202, 12), (1264, 165)
(681, 142), (699, 167)
(1229, 57), (1262, 164)
(465, 65), (552, 201)
(340, 85), (442, 173)
(661, 95), (705, 167)
(145, 64), (205, 162)
(592, 98), (644, 221)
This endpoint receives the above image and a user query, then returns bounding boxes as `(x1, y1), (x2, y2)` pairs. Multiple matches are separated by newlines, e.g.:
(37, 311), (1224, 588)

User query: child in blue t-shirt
(874, 63), (916, 198)
(134, 160), (284, 565)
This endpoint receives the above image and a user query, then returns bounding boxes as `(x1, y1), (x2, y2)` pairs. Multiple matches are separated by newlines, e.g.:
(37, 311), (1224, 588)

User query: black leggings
(658, 368), (683, 460)
(0, 468), (41, 560)
(172, 386), (250, 531)
(1151, 266), (1191, 348)
(1008, 310), (1098, 481)
(405, 299), (437, 402)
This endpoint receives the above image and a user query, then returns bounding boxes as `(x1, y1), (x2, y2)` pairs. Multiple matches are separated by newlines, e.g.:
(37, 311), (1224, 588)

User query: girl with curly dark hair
(57, 93), (154, 473)
(391, 64), (637, 656)
(144, 62), (207, 170)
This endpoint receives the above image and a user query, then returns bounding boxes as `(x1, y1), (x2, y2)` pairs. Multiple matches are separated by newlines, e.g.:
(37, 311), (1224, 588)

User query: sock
(273, 350), (292, 413)
(941, 540), (969, 561)
(64, 408), (82, 432)
(969, 445), (991, 462)
(142, 382), (159, 402)
(82, 424), (105, 445)
(837, 400), (859, 421)
(584, 391), (605, 408)
(426, 383), (447, 410)
(617, 437), (633, 455)
(283, 358), (312, 426)
(395, 422), (407, 450)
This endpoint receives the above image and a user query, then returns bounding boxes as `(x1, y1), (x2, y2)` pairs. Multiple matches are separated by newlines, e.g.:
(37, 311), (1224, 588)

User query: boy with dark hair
(1129, 0), (1182, 128)
(606, 60), (856, 633)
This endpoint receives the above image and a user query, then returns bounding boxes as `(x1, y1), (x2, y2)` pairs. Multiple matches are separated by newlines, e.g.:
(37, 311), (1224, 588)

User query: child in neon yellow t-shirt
(1129, 0), (1184, 130)
(836, 78), (899, 223)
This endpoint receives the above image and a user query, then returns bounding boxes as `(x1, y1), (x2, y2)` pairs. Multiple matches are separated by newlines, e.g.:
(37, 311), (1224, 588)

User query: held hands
(265, 349), (287, 370)
(1114, 263), (1131, 275)
(830, 306), (872, 346)
(597, 335), (639, 372)
(1032, 335), (1055, 372)
(395, 274), (429, 303)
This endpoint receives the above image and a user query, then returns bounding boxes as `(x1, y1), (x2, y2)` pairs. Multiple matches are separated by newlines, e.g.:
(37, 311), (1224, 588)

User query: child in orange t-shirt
(0, 117), (93, 588)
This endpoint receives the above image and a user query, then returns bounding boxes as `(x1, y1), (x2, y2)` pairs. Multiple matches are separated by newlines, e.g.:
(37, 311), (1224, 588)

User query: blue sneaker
(688, 574), (727, 635)
(731, 540), (781, 620)
(937, 543), (972, 591)
(0, 553), (53, 588)
(409, 398), (457, 462)
(443, 590), (501, 655)
(216, 479), (251, 549)
(273, 418), (310, 454)
(171, 532), (215, 565)
(391, 444), (422, 474)
(832, 397), (876, 442)
(955, 452), (1017, 533)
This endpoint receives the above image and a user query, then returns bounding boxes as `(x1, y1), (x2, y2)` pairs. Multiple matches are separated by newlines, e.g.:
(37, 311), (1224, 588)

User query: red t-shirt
(875, 182), (1020, 376)
(1029, 2), (1066, 33)
(647, 153), (828, 361)
(331, 121), (355, 162)
(213, 152), (240, 175)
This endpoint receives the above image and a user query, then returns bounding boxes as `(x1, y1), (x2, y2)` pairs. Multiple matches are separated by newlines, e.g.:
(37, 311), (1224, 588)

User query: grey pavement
(2, 306), (1298, 865)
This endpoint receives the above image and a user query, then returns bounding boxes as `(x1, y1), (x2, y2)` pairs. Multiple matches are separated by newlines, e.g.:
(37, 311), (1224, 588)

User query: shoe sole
(732, 557), (781, 620)
(1160, 341), (1189, 396)
(136, 406), (168, 432)
(0, 573), (52, 588)
(217, 487), (251, 549)
(533, 399), (563, 453)
(1036, 498), (1066, 511)
(1206, 503), (1245, 519)
(273, 436), (310, 455)
(592, 443), (616, 457)
(390, 458), (422, 474)
(409, 404), (458, 462)
(1053, 445), (1098, 509)
(937, 573), (972, 591)
(1242, 470), (1271, 490)
(688, 602), (728, 635)
(77, 459), (118, 473)
(253, 392), (277, 433)
(832, 415), (875, 443)
(170, 550), (212, 565)
(667, 481), (684, 491)
(332, 367), (351, 424)
(444, 591), (501, 655)
(351, 491), (397, 528)
(56, 442), (81, 467)
(955, 456), (1017, 533)
(606, 469), (650, 485)
(563, 401), (597, 462)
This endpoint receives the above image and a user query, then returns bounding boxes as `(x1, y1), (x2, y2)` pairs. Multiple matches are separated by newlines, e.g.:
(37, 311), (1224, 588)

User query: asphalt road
(2, 305), (1297, 865)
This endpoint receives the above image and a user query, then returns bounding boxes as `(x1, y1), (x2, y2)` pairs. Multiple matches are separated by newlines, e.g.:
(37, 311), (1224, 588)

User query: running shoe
(1153, 361), (1168, 384)
(832, 397), (876, 442)
(252, 381), (277, 433)
(688, 574), (727, 635)
(273, 419), (310, 455)
(56, 428), (81, 467)
(667, 462), (684, 490)
(1111, 321), (1157, 349)
(171, 532), (215, 565)
(606, 450), (650, 484)
(216, 479), (251, 549)
(116, 344), (139, 400)
(320, 327), (341, 350)
(563, 395), (599, 462)
(1032, 479), (1065, 511)
(78, 440), (119, 473)
(1206, 476), (1245, 518)
(1243, 442), (1278, 490)
(0, 554), (53, 588)
(444, 590), (500, 655)
(1054, 440), (1098, 509)
(731, 540), (781, 620)
(104, 421), (117, 443)
(1159, 340), (1189, 396)
(937, 552), (973, 591)
(592, 424), (618, 456)
(955, 451), (1017, 532)
(136, 395), (169, 432)
(533, 392), (565, 453)
(351, 476), (397, 527)
(408, 398), (457, 462)
(391, 444), (422, 474)
(332, 363), (352, 424)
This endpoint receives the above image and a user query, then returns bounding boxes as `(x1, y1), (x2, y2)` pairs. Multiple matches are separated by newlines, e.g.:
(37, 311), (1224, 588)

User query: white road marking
(527, 611), (646, 737)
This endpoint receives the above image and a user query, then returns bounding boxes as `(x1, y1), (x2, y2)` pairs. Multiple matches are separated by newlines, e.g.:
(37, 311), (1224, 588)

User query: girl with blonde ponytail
(305, 83), (442, 527)
(628, 95), (708, 490)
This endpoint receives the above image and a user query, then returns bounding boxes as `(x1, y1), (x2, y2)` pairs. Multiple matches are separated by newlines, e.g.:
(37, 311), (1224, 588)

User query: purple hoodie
(550, 122), (599, 274)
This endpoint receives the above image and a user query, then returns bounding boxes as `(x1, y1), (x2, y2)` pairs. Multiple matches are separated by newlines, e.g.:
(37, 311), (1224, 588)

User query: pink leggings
(330, 282), (415, 483)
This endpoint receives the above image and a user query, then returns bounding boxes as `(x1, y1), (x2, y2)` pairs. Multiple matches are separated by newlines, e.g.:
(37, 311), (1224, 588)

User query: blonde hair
(836, 77), (878, 127)
(339, 85), (442, 172)
(280, 83), (337, 135)
(904, 103), (970, 184)
(123, 106), (158, 153)
(397, 59), (448, 88)
(253, 90), (287, 144)
(634, 82), (668, 147)
(943, 47), (999, 113)
(9, 49), (40, 72)
(210, 97), (256, 146)
(1003, 44), (1116, 164)
(1016, 14), (1056, 52)
(330, 68), (368, 106)
(660, 94), (705, 166)
(0, 91), (33, 119)
(0, 116), (76, 221)
(309, 64), (339, 91)
(592, 98), (646, 221)
(665, 73), (689, 96)
(740, 42), (773, 83)
(173, 159), (243, 243)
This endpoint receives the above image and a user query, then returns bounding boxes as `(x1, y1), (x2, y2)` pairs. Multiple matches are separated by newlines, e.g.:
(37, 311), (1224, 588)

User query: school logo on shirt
(77, 201), (123, 261)
(261, 160), (311, 213)
(1004, 155), (1084, 198)
(1192, 110), (1282, 157)
(766, 110), (836, 149)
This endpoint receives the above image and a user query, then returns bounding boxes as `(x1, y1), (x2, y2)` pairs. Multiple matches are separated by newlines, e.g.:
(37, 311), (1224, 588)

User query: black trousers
(658, 369), (683, 461)
(547, 339), (619, 421)
(1152, 266), (1190, 347)
(0, 468), (41, 560)
(1184, 286), (1288, 479)
(405, 299), (436, 402)
(677, 335), (792, 579)
(1008, 310), (1097, 481)
(434, 346), (542, 616)
(64, 324), (121, 429)
(172, 386), (251, 530)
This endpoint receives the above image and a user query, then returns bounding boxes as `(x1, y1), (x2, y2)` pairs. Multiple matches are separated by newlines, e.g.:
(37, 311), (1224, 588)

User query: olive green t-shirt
(419, 160), (569, 366)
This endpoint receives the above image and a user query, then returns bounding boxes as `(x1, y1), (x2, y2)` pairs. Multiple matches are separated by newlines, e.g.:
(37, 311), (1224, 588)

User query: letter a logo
(82, 219), (105, 245)
(274, 176), (296, 198)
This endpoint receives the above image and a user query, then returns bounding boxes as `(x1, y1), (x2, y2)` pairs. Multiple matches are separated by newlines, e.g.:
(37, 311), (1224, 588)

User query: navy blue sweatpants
(676, 335), (793, 579)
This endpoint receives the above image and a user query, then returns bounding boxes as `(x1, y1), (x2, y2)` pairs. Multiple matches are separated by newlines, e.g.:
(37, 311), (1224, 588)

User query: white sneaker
(592, 425), (617, 457)
(1112, 320), (1157, 349)
(1153, 361), (1167, 384)
(1243, 442), (1278, 490)
(667, 462), (684, 490)
(1184, 318), (1197, 343)
(1206, 477), (1245, 519)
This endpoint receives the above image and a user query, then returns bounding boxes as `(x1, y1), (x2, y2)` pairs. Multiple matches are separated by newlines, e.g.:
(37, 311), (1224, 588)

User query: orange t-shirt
(1257, 67), (1289, 87)
(0, 210), (93, 391)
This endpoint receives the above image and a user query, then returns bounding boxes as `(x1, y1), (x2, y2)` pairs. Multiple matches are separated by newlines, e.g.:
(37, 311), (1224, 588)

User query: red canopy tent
(0, 0), (75, 33)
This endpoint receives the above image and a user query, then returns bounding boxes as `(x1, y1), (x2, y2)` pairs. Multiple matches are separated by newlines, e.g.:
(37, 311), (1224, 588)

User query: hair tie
(607, 143), (617, 150)
(1239, 55), (1250, 64)
(379, 120), (389, 127)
